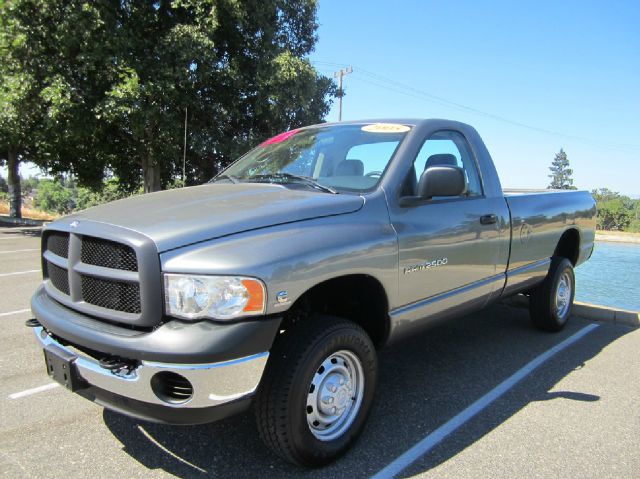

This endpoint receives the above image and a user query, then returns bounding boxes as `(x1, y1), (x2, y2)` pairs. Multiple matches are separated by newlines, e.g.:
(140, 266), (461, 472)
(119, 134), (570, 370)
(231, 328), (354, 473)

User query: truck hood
(62, 183), (364, 252)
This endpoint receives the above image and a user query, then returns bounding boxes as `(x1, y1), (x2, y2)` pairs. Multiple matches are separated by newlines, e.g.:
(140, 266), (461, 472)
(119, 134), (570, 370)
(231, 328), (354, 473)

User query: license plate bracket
(43, 344), (85, 392)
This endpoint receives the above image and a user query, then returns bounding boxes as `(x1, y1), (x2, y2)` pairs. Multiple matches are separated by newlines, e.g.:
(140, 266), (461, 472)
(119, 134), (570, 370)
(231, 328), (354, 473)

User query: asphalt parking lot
(1, 224), (639, 478)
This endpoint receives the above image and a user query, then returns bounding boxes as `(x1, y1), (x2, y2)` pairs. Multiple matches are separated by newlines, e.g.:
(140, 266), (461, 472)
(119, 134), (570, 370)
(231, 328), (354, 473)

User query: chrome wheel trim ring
(306, 350), (365, 442)
(555, 271), (572, 319)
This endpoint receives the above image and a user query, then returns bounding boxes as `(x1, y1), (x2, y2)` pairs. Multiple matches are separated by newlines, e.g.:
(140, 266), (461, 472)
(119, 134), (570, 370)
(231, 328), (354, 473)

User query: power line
(313, 61), (640, 154)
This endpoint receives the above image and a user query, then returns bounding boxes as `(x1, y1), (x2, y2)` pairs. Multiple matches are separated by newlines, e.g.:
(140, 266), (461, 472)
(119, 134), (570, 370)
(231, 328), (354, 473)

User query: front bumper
(33, 326), (269, 424)
(30, 285), (282, 425)
(31, 284), (281, 363)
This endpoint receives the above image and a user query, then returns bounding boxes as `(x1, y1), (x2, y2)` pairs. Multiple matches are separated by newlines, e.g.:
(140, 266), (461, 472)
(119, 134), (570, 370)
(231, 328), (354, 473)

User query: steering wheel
(365, 171), (383, 178)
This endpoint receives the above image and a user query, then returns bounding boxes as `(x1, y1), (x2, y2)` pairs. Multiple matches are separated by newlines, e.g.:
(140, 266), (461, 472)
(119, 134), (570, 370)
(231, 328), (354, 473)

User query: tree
(0, 4), (44, 218)
(548, 148), (577, 190)
(2, 0), (335, 195)
(590, 188), (635, 231)
(34, 179), (75, 215)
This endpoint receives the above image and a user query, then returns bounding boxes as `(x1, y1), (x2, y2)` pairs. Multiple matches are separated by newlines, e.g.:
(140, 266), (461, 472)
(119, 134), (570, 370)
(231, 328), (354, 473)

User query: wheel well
(554, 228), (580, 265)
(284, 275), (390, 347)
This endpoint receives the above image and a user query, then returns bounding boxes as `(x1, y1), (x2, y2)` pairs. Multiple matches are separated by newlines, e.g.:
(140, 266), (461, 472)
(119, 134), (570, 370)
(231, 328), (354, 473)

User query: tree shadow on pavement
(103, 303), (631, 478)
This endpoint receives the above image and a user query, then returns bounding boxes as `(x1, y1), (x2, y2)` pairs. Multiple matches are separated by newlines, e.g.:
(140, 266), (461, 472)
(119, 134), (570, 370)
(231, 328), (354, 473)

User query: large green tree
(0, 2), (44, 218)
(1, 0), (335, 201)
(547, 148), (577, 190)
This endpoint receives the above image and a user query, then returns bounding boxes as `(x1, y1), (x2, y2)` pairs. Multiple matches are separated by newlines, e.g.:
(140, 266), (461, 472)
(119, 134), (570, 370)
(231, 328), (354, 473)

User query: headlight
(164, 274), (266, 321)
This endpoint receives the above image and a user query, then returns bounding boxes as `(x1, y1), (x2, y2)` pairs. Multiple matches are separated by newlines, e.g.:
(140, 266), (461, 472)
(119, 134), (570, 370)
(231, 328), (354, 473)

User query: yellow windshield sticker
(361, 123), (411, 133)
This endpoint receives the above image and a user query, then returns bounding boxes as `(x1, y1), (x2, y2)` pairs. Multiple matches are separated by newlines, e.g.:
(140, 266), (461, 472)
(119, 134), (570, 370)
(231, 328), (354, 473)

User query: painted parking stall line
(0, 249), (39, 254)
(0, 236), (40, 240)
(0, 270), (40, 278)
(0, 308), (30, 318)
(8, 383), (59, 400)
(371, 323), (601, 479)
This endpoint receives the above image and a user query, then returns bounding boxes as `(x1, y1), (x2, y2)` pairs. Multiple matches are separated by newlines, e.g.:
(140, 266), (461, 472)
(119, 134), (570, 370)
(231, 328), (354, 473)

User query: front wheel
(530, 257), (575, 332)
(254, 315), (377, 467)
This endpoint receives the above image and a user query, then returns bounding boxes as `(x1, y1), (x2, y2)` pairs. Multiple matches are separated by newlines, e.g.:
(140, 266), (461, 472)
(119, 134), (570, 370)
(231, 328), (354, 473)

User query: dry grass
(595, 230), (640, 244)
(0, 201), (58, 221)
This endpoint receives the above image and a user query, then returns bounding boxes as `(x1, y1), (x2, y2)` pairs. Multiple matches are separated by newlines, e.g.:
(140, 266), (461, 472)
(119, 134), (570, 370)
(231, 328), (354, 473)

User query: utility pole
(182, 107), (188, 185)
(333, 66), (353, 121)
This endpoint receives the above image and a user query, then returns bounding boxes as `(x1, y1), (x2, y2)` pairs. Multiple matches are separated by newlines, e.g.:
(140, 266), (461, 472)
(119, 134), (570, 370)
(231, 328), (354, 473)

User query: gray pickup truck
(29, 119), (596, 466)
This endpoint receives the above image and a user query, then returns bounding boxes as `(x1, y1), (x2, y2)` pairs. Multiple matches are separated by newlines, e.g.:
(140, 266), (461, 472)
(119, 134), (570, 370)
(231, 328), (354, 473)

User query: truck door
(389, 130), (505, 310)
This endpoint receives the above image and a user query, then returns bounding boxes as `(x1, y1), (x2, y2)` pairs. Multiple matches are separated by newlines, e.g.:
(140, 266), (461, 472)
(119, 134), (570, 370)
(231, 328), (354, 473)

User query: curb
(0, 216), (47, 227)
(502, 295), (639, 328)
(573, 302), (640, 328)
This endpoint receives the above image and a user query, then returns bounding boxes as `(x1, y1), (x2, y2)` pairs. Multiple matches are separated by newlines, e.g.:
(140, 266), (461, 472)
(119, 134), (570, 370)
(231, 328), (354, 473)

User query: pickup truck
(29, 119), (596, 466)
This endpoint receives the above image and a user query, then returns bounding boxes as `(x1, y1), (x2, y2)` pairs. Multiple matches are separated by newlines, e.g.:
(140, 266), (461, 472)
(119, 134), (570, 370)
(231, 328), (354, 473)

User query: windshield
(217, 123), (411, 193)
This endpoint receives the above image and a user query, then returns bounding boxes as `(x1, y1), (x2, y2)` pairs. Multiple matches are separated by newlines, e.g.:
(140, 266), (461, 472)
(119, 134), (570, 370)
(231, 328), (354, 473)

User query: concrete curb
(0, 215), (47, 227)
(573, 302), (640, 328)
(501, 295), (639, 328)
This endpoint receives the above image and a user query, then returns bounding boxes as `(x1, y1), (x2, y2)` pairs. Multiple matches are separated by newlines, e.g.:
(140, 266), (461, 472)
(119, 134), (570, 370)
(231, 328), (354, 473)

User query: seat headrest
(425, 153), (458, 170)
(335, 159), (364, 176)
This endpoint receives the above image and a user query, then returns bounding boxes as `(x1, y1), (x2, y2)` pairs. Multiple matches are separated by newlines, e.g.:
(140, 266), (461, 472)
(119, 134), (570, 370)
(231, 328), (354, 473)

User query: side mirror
(417, 166), (466, 199)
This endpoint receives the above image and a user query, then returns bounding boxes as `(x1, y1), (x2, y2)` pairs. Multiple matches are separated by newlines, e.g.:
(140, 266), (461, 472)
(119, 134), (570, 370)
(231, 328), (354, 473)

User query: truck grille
(47, 262), (70, 295)
(81, 237), (138, 272)
(81, 275), (141, 314)
(46, 232), (69, 259)
(41, 228), (161, 326)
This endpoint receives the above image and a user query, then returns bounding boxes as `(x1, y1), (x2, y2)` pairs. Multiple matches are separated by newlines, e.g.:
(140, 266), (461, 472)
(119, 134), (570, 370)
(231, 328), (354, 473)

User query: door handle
(480, 214), (497, 225)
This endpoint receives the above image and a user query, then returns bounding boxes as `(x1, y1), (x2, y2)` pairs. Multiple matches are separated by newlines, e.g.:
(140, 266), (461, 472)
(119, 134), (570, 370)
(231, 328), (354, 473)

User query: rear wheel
(530, 257), (575, 331)
(255, 315), (377, 467)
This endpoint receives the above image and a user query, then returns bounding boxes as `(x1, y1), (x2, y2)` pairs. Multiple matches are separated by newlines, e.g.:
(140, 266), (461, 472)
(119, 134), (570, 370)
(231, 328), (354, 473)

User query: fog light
(150, 371), (194, 404)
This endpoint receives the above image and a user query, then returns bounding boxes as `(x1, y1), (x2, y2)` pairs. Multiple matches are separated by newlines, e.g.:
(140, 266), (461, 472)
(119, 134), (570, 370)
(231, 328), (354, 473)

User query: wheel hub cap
(306, 350), (365, 441)
(555, 272), (572, 318)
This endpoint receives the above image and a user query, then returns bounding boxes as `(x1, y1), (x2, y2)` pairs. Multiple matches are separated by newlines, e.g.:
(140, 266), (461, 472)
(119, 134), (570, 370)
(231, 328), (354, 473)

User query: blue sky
(3, 1), (638, 196)
(309, 0), (640, 195)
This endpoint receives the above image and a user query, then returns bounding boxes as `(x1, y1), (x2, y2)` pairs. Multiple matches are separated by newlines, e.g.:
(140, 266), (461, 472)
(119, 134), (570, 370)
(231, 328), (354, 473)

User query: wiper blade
(212, 174), (239, 184)
(248, 173), (338, 194)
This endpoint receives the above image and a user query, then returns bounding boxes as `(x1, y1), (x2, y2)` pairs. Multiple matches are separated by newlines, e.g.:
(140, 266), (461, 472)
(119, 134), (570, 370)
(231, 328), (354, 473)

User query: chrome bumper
(33, 326), (269, 409)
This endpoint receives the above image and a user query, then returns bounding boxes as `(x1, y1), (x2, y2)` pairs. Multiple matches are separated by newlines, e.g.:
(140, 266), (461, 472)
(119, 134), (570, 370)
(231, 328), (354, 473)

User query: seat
(424, 153), (458, 170)
(402, 154), (458, 197)
(334, 159), (364, 176)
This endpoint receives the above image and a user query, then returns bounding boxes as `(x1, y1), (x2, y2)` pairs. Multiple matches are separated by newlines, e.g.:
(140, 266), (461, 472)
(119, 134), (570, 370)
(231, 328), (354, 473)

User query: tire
(254, 315), (377, 467)
(530, 257), (575, 332)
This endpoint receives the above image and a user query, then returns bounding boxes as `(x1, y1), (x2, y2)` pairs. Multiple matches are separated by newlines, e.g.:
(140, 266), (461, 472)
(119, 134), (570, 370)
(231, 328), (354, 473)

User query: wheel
(254, 315), (377, 467)
(530, 257), (575, 332)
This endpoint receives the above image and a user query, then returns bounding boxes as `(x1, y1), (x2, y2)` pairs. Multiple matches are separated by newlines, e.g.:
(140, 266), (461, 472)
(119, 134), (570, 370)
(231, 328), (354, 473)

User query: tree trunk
(7, 150), (21, 219)
(141, 154), (162, 193)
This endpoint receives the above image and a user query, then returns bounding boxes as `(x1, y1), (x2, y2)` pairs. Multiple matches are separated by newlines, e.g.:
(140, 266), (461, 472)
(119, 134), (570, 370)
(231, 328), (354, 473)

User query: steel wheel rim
(306, 350), (365, 442)
(555, 271), (572, 318)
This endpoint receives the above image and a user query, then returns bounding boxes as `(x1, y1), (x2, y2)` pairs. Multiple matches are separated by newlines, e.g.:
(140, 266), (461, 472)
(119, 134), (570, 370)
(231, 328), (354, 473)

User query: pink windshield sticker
(260, 129), (300, 146)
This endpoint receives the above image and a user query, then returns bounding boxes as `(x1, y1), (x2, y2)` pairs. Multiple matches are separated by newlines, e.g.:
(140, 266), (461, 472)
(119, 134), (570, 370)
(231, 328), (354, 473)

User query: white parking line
(0, 270), (40, 278)
(0, 308), (30, 318)
(8, 383), (59, 400)
(371, 323), (600, 479)
(0, 249), (39, 254)
(0, 236), (39, 240)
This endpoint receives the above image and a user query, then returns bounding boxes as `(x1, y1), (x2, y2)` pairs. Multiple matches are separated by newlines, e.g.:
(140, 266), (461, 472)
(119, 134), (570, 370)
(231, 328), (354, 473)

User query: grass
(0, 201), (58, 221)
(595, 229), (640, 243)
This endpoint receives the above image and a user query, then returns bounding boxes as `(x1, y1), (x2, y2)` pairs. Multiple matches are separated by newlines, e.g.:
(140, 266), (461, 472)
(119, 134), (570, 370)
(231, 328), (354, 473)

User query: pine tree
(548, 148), (577, 190)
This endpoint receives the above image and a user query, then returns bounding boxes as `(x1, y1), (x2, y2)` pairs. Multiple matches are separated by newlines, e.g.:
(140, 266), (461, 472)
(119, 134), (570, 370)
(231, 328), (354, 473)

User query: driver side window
(403, 130), (483, 197)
